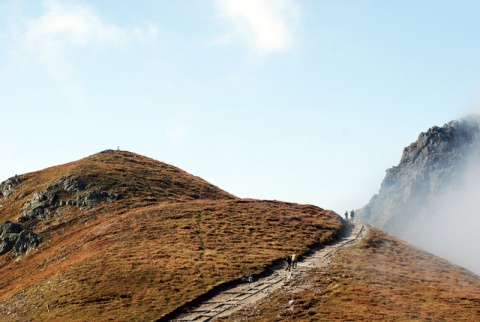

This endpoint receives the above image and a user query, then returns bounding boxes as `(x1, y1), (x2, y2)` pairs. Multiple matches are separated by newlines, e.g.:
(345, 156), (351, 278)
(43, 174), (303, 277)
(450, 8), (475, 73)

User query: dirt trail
(173, 221), (366, 322)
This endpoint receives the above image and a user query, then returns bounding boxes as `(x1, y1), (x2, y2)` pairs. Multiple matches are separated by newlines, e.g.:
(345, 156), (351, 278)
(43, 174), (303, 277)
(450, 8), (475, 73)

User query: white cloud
(10, 0), (158, 102)
(17, 0), (158, 57)
(214, 0), (300, 56)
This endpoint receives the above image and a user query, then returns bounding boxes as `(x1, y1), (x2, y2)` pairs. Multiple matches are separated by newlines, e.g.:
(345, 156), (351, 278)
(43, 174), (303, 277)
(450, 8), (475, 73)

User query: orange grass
(0, 151), (343, 321)
(221, 227), (480, 321)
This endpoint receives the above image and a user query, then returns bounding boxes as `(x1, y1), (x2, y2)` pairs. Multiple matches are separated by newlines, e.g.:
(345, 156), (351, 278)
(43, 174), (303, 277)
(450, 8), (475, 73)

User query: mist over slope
(358, 115), (480, 274)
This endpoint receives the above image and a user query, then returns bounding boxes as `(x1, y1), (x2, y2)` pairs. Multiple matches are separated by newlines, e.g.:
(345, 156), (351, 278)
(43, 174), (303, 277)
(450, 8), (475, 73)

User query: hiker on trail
(350, 210), (355, 221)
(285, 255), (292, 271)
(344, 211), (349, 220)
(291, 253), (298, 269)
(242, 276), (254, 283)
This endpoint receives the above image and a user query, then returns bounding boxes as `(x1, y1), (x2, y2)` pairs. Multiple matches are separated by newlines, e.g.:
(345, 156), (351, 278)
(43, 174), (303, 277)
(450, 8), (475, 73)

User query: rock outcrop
(0, 149), (236, 260)
(18, 175), (121, 222)
(0, 221), (41, 256)
(1, 172), (120, 255)
(358, 115), (480, 235)
(0, 175), (22, 199)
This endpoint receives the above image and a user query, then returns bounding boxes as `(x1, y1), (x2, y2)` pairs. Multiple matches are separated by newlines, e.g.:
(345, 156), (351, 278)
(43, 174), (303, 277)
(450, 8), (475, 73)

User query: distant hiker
(344, 211), (349, 220)
(291, 253), (298, 269)
(285, 255), (292, 271)
(242, 276), (254, 283)
(350, 210), (355, 221)
(286, 254), (298, 271)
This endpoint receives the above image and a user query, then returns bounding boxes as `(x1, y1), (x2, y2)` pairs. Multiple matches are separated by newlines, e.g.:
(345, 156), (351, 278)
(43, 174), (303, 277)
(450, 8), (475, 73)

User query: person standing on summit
(285, 255), (292, 271)
(350, 210), (355, 221)
(344, 211), (349, 220)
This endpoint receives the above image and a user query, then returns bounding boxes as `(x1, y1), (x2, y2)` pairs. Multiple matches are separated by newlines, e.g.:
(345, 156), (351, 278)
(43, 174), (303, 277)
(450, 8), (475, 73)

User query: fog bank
(405, 149), (480, 275)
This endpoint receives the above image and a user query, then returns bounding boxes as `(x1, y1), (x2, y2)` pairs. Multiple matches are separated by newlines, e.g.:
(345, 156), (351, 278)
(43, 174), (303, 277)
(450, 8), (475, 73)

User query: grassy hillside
(221, 227), (480, 321)
(0, 150), (235, 224)
(0, 150), (343, 321)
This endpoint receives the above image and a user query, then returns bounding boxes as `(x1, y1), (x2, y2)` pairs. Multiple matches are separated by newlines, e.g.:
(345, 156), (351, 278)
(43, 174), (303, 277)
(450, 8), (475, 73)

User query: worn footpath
(172, 221), (366, 322)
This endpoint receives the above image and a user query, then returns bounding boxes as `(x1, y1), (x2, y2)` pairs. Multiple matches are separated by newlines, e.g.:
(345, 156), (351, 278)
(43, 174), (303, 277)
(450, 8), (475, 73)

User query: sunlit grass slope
(0, 150), (235, 225)
(222, 227), (480, 321)
(0, 150), (343, 321)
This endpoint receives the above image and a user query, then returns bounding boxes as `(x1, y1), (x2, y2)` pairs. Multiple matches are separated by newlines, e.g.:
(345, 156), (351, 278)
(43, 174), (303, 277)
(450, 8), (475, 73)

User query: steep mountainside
(0, 150), (343, 321)
(358, 116), (480, 233)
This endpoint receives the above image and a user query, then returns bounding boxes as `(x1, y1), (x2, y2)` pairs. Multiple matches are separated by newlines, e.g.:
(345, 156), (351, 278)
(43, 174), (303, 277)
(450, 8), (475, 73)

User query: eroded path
(173, 221), (366, 322)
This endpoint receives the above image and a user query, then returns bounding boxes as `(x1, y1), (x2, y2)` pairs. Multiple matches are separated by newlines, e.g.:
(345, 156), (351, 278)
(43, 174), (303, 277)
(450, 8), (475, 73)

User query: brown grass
(0, 150), (343, 321)
(0, 150), (235, 226)
(222, 227), (480, 321)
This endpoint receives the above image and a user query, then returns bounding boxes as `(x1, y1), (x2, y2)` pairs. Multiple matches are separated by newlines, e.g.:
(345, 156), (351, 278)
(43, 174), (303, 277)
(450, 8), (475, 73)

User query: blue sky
(1, 0), (479, 214)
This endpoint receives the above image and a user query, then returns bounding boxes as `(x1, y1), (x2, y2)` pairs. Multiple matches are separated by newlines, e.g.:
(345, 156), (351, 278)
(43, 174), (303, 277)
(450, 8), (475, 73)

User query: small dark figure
(285, 255), (292, 271)
(350, 210), (355, 221)
(344, 211), (349, 220)
(242, 276), (254, 283)
(292, 253), (298, 269)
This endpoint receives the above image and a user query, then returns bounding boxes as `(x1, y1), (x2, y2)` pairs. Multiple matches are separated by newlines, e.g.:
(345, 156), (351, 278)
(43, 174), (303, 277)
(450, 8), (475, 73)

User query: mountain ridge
(1, 149), (479, 320)
(0, 150), (344, 320)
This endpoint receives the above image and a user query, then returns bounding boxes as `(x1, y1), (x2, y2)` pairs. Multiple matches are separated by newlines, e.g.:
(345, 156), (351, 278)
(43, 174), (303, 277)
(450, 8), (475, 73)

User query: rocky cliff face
(358, 115), (480, 235)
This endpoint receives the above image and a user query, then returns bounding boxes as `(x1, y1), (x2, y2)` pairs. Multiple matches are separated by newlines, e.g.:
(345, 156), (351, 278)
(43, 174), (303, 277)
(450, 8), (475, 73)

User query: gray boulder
(13, 230), (42, 256)
(0, 175), (22, 199)
(0, 221), (22, 235)
(0, 221), (23, 255)
(18, 191), (55, 222)
(59, 176), (86, 193)
(0, 221), (41, 256)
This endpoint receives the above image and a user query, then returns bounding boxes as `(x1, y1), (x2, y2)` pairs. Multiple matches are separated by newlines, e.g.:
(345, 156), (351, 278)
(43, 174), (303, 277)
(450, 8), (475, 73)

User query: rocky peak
(399, 117), (480, 165)
(358, 115), (480, 234)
